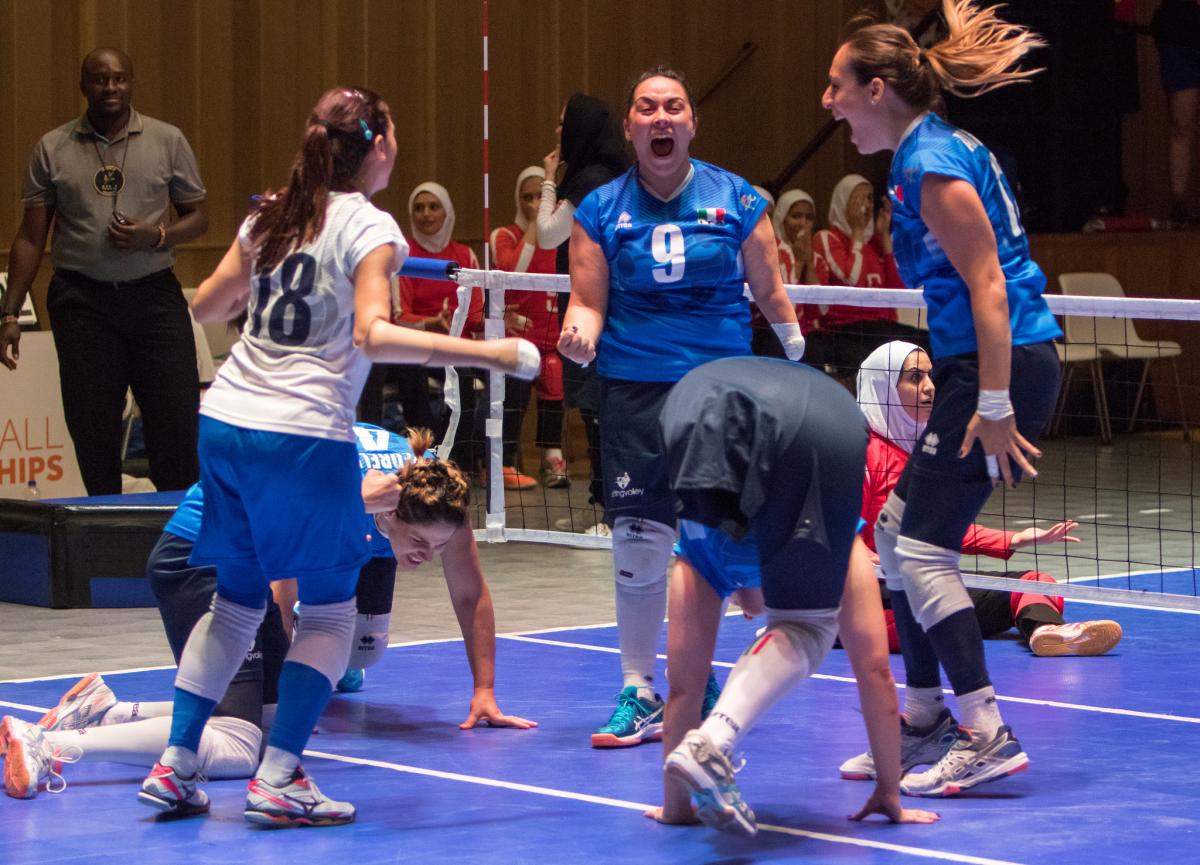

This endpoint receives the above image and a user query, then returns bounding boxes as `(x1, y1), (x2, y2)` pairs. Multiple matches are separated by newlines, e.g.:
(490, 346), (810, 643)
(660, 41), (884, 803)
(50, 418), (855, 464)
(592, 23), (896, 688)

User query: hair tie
(917, 48), (929, 65)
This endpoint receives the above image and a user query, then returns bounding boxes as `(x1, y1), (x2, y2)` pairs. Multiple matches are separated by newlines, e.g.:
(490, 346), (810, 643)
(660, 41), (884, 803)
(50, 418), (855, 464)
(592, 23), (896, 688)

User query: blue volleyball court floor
(1, 599), (1197, 865)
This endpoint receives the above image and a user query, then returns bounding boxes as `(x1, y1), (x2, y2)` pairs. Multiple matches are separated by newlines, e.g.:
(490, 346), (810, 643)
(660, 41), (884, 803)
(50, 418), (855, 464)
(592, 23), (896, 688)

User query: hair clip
(359, 119), (374, 142)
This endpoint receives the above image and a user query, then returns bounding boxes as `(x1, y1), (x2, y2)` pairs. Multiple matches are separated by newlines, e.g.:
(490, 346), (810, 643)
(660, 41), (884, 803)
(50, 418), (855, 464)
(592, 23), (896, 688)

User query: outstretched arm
(440, 524), (537, 730)
(838, 539), (940, 825)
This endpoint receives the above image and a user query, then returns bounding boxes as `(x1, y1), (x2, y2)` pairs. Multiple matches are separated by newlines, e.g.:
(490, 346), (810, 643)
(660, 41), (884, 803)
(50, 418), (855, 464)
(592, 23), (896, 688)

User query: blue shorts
(674, 519), (762, 600)
(896, 341), (1059, 551)
(191, 416), (370, 606)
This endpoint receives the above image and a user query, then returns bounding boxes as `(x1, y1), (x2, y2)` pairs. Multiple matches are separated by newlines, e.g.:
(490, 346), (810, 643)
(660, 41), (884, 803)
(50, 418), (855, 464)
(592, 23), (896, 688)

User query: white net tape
(433, 268), (1200, 609)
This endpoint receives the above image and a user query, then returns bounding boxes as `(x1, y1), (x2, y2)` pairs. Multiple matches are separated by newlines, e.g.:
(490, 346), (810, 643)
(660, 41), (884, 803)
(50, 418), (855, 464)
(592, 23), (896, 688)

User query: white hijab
(408, 181), (456, 253)
(772, 188), (815, 244)
(513, 165), (544, 230)
(857, 340), (926, 453)
(828, 173), (874, 243)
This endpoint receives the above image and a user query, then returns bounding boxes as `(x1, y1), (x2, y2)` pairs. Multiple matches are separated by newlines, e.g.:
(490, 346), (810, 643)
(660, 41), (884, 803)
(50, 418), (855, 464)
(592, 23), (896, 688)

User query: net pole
(481, 0), (507, 538)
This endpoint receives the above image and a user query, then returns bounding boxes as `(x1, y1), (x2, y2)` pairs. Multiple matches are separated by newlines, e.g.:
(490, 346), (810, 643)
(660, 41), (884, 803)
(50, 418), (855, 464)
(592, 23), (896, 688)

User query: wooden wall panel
(1, 0), (1184, 323)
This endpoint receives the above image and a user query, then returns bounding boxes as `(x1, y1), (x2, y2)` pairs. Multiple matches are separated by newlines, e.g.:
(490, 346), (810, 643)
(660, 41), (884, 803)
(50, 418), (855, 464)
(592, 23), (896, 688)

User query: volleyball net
(397, 261), (1200, 611)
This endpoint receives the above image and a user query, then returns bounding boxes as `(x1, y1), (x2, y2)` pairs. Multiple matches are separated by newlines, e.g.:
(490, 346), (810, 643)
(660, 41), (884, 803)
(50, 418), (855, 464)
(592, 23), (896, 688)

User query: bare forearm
(453, 591), (497, 689)
(852, 663), (903, 790)
(164, 207), (208, 247)
(3, 237), (45, 310)
(969, 275), (1011, 392)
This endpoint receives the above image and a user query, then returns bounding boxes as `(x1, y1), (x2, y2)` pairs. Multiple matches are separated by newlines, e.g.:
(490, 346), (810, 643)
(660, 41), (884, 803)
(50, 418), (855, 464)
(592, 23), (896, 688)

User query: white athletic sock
(957, 686), (1003, 739)
(616, 580), (666, 698)
(544, 447), (564, 462)
(101, 700), (173, 726)
(161, 744), (200, 778)
(256, 744), (300, 786)
(699, 610), (839, 755)
(44, 715), (261, 780)
(903, 686), (946, 728)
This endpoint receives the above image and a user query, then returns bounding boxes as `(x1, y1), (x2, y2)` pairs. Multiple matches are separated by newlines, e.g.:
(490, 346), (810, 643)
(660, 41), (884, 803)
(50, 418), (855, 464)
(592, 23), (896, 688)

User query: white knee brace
(895, 535), (973, 631)
(764, 605), (841, 673)
(287, 598), (357, 687)
(349, 612), (391, 671)
(612, 517), (674, 593)
(175, 595), (266, 702)
(874, 493), (906, 593)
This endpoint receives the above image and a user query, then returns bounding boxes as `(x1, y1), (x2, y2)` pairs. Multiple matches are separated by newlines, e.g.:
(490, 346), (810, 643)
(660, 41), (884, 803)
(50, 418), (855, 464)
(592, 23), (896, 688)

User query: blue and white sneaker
(665, 728), (756, 836)
(839, 708), (958, 780)
(700, 671), (721, 721)
(900, 725), (1029, 797)
(244, 767), (355, 827)
(336, 668), (365, 693)
(590, 686), (664, 748)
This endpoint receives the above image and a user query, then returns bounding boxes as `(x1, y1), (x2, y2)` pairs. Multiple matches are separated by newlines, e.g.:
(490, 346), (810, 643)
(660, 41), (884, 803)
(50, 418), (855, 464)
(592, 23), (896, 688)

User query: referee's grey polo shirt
(22, 108), (207, 283)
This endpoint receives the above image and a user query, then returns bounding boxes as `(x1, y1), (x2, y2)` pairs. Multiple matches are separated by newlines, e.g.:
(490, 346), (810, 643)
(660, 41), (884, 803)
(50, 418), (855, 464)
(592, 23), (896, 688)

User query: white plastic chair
(1058, 273), (1187, 436)
(1050, 342), (1112, 443)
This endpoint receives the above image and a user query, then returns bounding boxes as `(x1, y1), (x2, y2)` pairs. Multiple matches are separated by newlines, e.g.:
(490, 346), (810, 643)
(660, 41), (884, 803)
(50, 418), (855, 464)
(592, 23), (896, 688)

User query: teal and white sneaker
(336, 668), (365, 693)
(700, 671), (721, 721)
(839, 708), (958, 780)
(900, 725), (1029, 797)
(665, 728), (756, 836)
(590, 686), (664, 748)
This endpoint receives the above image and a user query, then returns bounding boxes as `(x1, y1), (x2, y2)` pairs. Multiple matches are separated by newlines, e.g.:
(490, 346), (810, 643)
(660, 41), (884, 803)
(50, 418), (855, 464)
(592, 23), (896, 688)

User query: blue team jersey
(888, 113), (1061, 358)
(163, 423), (431, 558)
(574, 160), (768, 382)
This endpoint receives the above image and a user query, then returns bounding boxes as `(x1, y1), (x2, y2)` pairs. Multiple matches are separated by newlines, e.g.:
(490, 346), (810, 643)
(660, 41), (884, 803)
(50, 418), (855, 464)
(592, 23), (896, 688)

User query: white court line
(1138, 508), (1173, 515)
(304, 749), (1024, 865)
(0, 699), (49, 714)
(501, 635), (1200, 725)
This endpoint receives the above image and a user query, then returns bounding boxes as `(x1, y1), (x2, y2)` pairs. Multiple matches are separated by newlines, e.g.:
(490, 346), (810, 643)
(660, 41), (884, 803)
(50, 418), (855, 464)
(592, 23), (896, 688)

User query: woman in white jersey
(135, 86), (537, 827)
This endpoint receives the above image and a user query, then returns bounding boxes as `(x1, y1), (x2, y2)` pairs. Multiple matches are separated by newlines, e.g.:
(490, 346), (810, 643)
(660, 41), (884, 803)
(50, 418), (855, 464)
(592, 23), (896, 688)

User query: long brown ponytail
(247, 86), (390, 272)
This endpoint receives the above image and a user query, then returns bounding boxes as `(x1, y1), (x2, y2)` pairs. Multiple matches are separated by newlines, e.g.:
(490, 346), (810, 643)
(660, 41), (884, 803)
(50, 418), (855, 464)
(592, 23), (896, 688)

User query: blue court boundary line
(301, 749), (1025, 865)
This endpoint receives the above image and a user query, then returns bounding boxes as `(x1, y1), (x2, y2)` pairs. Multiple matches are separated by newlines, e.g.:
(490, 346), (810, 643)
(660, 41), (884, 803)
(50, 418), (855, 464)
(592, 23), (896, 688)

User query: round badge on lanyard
(94, 165), (124, 196)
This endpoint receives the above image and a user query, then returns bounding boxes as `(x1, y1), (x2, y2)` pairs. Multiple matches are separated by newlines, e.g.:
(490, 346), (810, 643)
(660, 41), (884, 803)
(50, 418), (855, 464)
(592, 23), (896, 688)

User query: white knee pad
(894, 535), (972, 630)
(349, 612), (391, 670)
(198, 715), (263, 780)
(175, 595), (266, 702)
(874, 493), (906, 592)
(612, 517), (674, 594)
(764, 605), (841, 673)
(287, 598), (357, 687)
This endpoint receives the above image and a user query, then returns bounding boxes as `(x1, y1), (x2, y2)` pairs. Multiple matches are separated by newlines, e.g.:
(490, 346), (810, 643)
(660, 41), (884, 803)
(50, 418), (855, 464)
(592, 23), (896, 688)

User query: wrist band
(154, 224), (167, 249)
(977, 389), (1014, 421)
(1, 313), (19, 325)
(770, 322), (806, 362)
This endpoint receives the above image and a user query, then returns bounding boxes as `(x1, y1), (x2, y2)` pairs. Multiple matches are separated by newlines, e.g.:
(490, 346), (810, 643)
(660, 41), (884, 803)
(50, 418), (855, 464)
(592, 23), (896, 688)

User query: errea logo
(616, 471), (631, 489)
(922, 432), (939, 456)
(616, 211), (633, 231)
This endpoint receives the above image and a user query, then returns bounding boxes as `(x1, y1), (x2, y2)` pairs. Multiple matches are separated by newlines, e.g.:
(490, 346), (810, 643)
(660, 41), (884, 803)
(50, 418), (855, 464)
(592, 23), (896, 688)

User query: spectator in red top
(751, 188), (826, 358)
(394, 182), (486, 469)
(854, 340), (1123, 658)
(806, 175), (926, 377)
(490, 166), (568, 489)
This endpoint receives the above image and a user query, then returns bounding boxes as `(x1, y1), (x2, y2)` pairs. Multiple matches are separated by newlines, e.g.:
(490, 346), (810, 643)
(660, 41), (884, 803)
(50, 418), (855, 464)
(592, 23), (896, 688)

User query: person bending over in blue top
(651, 357), (939, 836)
(0, 426), (535, 801)
(822, 0), (1062, 797)
(557, 67), (806, 750)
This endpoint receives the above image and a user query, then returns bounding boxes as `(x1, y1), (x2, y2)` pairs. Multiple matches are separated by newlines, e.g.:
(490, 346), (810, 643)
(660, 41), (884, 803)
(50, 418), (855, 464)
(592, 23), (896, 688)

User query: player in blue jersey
(1, 425), (534, 801)
(822, 0), (1060, 796)
(133, 86), (537, 827)
(651, 357), (939, 835)
(557, 67), (806, 749)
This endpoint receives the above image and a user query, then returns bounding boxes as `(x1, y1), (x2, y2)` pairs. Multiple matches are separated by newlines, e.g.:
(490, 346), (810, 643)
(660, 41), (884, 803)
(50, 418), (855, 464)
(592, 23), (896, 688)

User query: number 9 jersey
(201, 192), (408, 442)
(887, 113), (1060, 359)
(573, 160), (768, 382)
